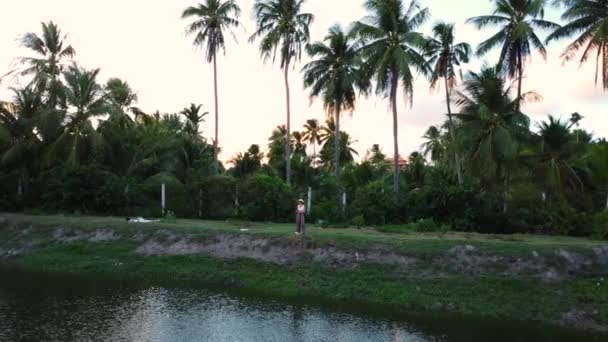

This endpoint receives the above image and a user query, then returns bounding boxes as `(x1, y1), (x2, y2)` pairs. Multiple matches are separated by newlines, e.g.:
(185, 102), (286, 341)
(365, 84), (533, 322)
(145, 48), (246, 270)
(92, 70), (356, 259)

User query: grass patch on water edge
(1, 213), (608, 334)
(6, 241), (608, 329)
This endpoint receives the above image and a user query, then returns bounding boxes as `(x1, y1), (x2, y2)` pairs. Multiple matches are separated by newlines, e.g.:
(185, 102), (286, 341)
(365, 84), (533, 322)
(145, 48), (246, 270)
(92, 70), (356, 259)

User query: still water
(0, 268), (603, 342)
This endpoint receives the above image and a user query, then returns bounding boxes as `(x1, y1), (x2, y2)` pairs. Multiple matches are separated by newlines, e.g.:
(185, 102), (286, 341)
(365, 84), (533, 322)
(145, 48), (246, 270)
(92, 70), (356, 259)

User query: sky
(0, 0), (606, 163)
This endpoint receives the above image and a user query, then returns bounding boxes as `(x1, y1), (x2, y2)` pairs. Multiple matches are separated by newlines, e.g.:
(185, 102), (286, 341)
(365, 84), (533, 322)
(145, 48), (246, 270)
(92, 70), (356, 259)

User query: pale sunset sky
(1, 0), (606, 162)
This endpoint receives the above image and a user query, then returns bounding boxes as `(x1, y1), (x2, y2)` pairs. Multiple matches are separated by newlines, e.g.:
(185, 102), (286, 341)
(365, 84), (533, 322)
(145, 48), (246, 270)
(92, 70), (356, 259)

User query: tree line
(0, 0), (607, 237)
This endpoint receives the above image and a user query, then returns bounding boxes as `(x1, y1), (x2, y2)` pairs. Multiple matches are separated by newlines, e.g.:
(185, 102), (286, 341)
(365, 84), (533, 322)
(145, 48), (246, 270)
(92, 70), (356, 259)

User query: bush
(309, 199), (341, 224)
(239, 174), (294, 222)
(351, 215), (365, 228)
(351, 181), (392, 225)
(41, 165), (126, 214)
(197, 175), (237, 219)
(588, 211), (608, 239)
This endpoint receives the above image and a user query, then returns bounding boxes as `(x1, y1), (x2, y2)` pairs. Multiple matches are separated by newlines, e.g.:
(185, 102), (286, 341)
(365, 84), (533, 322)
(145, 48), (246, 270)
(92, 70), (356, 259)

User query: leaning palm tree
(302, 118), (322, 163)
(467, 0), (559, 111)
(180, 103), (209, 141)
(303, 24), (369, 180)
(250, 0), (314, 185)
(16, 21), (76, 108)
(546, 0), (608, 90)
(424, 22), (471, 184)
(182, 0), (242, 173)
(353, 0), (431, 194)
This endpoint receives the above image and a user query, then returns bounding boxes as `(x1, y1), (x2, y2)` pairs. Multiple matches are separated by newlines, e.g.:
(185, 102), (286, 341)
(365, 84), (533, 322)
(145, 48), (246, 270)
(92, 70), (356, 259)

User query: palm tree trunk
(516, 51), (523, 113)
(334, 103), (342, 209)
(213, 52), (219, 174)
(284, 65), (292, 186)
(334, 104), (341, 180)
(390, 72), (400, 195)
(445, 77), (463, 186)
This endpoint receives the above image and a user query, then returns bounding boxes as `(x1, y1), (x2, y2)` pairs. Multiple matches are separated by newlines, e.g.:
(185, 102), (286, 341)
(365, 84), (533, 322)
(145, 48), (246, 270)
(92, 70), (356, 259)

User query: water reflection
(0, 270), (603, 342)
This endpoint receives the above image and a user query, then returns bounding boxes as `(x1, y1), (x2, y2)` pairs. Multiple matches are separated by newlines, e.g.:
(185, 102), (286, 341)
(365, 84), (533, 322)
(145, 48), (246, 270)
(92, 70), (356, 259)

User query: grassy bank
(1, 214), (608, 333)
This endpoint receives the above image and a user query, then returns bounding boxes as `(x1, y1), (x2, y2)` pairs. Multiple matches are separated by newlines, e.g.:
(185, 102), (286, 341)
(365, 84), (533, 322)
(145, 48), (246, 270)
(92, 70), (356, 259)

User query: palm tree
(16, 21), (76, 108)
(319, 116), (336, 145)
(354, 0), (431, 194)
(103, 78), (139, 116)
(0, 88), (44, 197)
(51, 65), (105, 167)
(319, 131), (359, 169)
(303, 24), (369, 181)
(467, 0), (559, 111)
(531, 115), (588, 201)
(182, 0), (242, 173)
(291, 131), (307, 157)
(424, 22), (471, 184)
(180, 103), (209, 141)
(453, 66), (537, 207)
(302, 119), (322, 163)
(546, 0), (608, 90)
(421, 125), (445, 163)
(250, 0), (314, 185)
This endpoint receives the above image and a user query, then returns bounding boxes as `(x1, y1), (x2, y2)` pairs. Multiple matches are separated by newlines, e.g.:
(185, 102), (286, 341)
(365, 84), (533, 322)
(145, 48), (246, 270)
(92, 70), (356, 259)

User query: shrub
(197, 175), (237, 219)
(351, 215), (365, 228)
(351, 181), (392, 225)
(309, 199), (341, 224)
(41, 165), (126, 214)
(239, 174), (294, 222)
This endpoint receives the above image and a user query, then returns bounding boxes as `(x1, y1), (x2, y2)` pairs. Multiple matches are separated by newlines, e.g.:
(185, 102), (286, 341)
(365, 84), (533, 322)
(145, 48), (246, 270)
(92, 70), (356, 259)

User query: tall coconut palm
(354, 0), (431, 194)
(546, 0), (608, 90)
(180, 103), (209, 141)
(16, 21), (76, 108)
(51, 66), (105, 168)
(250, 0), (314, 185)
(303, 24), (369, 181)
(302, 118), (322, 163)
(424, 22), (471, 184)
(182, 0), (242, 173)
(467, 0), (559, 111)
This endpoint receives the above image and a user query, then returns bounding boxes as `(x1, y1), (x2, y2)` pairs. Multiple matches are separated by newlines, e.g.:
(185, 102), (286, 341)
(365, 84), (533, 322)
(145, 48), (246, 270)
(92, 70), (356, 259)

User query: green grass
(3, 213), (605, 257)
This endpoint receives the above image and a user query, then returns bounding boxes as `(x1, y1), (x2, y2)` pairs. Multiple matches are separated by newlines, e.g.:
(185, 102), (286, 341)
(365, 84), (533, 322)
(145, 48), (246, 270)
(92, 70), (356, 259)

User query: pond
(0, 268), (603, 342)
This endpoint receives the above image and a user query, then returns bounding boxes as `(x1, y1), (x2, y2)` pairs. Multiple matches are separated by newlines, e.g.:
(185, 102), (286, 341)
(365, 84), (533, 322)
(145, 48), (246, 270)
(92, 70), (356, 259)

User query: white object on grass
(127, 217), (160, 223)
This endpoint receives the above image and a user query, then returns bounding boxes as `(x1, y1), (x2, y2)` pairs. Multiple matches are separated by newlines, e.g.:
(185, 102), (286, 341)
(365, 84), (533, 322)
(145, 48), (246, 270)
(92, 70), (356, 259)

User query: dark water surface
(0, 268), (603, 342)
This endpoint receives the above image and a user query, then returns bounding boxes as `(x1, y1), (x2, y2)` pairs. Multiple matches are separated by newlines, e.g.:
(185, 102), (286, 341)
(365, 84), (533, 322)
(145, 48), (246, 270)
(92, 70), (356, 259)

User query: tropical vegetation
(0, 0), (607, 239)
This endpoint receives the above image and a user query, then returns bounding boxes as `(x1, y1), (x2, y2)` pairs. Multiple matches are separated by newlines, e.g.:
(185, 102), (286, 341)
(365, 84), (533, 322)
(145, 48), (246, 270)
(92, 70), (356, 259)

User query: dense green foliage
(1, 1), (607, 238)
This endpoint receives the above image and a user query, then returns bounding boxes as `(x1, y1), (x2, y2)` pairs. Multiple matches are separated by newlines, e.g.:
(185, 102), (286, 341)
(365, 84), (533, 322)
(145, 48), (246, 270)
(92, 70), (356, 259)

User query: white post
(307, 187), (312, 215)
(342, 191), (347, 212)
(161, 183), (166, 215)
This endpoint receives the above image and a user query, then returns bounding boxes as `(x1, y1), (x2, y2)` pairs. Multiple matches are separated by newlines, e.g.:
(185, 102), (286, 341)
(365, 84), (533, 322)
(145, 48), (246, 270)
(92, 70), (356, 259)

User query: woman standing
(295, 199), (306, 235)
